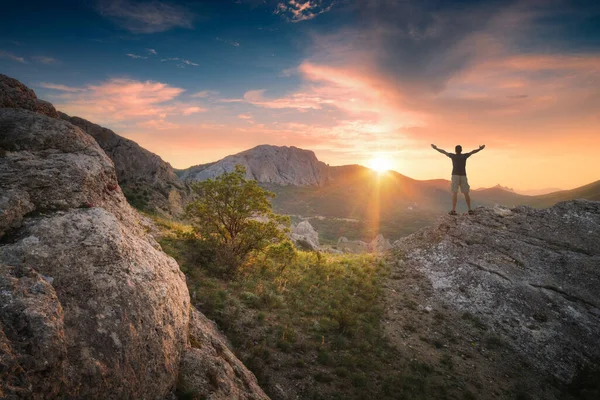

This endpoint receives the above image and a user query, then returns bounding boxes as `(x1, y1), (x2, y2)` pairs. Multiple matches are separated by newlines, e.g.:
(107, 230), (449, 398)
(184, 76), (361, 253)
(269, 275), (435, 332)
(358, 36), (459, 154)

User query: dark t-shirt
(448, 153), (471, 176)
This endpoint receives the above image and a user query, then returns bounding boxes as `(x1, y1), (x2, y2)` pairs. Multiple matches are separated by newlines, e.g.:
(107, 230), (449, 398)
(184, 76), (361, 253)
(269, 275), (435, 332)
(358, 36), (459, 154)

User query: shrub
(186, 165), (290, 275)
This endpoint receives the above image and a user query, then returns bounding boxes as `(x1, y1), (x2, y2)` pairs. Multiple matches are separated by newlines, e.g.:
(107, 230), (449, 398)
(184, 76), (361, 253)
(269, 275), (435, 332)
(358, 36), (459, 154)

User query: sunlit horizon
(2, 0), (598, 192)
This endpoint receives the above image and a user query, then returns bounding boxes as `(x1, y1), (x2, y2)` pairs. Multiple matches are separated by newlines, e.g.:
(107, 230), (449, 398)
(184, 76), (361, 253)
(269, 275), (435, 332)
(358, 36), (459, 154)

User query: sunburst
(368, 156), (393, 173)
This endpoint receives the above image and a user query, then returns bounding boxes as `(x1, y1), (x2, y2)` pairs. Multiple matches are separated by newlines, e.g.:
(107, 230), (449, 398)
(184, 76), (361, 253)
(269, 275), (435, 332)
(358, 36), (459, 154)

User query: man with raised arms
(431, 144), (485, 215)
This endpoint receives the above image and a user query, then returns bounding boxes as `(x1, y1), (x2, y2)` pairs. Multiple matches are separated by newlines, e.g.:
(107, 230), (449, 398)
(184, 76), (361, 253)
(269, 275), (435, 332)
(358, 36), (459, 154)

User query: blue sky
(1, 0), (599, 190)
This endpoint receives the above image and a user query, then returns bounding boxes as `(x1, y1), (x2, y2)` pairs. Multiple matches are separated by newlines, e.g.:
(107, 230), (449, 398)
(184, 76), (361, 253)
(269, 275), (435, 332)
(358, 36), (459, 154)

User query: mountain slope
(387, 200), (600, 399)
(525, 180), (600, 208)
(58, 112), (190, 216)
(179, 144), (330, 186)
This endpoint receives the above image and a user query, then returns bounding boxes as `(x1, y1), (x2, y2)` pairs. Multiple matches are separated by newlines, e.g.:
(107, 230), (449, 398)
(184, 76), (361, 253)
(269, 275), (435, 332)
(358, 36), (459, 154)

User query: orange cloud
(42, 78), (206, 127)
(243, 89), (333, 110)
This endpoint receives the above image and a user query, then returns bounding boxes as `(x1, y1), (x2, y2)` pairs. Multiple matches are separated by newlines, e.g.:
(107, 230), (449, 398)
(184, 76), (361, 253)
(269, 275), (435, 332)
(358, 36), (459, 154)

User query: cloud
(219, 98), (244, 103)
(42, 78), (210, 130)
(126, 53), (147, 59)
(160, 57), (198, 67)
(0, 50), (26, 63)
(244, 88), (334, 110)
(275, 0), (334, 23)
(191, 90), (219, 98)
(32, 56), (57, 64)
(146, 48), (157, 55)
(96, 0), (194, 34)
(39, 83), (85, 92)
(216, 37), (240, 47)
(181, 106), (206, 115)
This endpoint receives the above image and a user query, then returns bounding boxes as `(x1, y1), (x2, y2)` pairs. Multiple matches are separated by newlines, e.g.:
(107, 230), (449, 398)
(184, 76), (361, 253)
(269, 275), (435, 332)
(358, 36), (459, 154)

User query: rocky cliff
(0, 75), (268, 399)
(386, 201), (600, 398)
(179, 145), (330, 186)
(58, 112), (189, 217)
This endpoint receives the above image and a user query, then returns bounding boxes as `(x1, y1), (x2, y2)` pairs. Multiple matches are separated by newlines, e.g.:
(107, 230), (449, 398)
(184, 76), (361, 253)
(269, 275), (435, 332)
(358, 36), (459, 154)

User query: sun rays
(368, 155), (393, 173)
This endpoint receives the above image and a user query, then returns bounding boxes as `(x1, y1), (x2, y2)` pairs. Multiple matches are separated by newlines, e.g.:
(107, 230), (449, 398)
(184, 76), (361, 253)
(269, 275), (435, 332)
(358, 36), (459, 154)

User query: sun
(368, 156), (393, 173)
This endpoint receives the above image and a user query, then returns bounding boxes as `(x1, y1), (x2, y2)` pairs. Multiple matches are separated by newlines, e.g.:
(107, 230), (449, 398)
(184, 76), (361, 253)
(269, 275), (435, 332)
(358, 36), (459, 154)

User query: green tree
(186, 165), (289, 274)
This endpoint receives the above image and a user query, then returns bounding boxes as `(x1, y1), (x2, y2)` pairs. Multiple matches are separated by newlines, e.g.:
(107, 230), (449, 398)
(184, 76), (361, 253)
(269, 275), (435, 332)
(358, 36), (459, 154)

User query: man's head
(455, 145), (462, 154)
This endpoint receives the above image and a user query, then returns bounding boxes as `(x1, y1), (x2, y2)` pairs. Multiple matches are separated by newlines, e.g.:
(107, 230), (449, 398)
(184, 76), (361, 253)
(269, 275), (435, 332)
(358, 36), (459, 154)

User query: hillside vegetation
(153, 212), (598, 400)
(156, 217), (465, 400)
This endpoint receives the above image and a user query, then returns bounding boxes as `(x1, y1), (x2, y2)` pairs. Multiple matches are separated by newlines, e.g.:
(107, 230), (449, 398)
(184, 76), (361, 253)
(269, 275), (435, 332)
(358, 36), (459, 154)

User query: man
(431, 144), (485, 215)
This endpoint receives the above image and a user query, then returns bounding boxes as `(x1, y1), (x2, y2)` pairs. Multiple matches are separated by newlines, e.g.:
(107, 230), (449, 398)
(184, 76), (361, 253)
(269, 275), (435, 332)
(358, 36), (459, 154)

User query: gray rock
(0, 108), (128, 238)
(0, 74), (58, 118)
(369, 234), (392, 253)
(58, 112), (189, 217)
(290, 220), (320, 250)
(178, 309), (269, 400)
(392, 201), (600, 384)
(0, 76), (269, 399)
(0, 107), (190, 398)
(180, 145), (330, 186)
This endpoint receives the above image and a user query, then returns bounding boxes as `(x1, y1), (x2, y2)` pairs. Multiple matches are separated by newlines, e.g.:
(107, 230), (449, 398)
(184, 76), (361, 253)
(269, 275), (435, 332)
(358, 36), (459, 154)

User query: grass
(155, 217), (453, 400)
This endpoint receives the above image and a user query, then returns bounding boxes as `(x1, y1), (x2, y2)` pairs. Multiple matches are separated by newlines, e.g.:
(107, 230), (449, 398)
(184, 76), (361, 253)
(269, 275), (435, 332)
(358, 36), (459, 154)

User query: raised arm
(431, 144), (450, 156)
(466, 144), (485, 156)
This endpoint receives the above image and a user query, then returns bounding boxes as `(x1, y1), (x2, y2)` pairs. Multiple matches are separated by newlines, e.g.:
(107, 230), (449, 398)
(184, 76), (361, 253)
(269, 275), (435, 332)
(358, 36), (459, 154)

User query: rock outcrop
(368, 234), (392, 253)
(390, 201), (600, 389)
(58, 112), (189, 217)
(0, 74), (58, 118)
(180, 145), (330, 186)
(290, 220), (320, 250)
(0, 76), (268, 399)
(178, 309), (268, 400)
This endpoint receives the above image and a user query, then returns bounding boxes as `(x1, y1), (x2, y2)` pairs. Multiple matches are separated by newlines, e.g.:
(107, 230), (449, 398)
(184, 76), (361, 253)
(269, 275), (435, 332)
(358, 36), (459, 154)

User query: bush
(186, 165), (290, 275)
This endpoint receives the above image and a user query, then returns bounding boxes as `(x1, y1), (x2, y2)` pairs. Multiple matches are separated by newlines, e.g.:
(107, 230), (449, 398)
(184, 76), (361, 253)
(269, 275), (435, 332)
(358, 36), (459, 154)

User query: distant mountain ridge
(179, 145), (330, 186)
(181, 146), (599, 211)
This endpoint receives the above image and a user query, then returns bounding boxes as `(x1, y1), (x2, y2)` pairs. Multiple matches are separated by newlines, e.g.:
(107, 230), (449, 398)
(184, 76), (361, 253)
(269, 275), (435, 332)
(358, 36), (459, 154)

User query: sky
(1, 0), (599, 191)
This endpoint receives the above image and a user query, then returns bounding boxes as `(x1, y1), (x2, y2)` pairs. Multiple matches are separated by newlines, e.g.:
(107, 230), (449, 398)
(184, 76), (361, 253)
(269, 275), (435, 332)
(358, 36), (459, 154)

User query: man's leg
(450, 176), (459, 212)
(464, 192), (471, 211)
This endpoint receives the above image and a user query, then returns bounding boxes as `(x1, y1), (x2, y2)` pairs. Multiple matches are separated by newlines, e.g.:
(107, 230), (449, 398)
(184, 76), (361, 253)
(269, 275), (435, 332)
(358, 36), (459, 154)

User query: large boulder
(290, 220), (320, 250)
(0, 76), (268, 399)
(58, 112), (190, 217)
(0, 107), (190, 399)
(390, 202), (600, 388)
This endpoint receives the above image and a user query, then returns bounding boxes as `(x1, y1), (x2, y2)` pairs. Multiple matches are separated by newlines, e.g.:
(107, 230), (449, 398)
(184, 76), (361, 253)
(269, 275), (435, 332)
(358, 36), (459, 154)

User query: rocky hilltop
(386, 201), (600, 398)
(58, 112), (190, 217)
(0, 74), (58, 118)
(0, 75), (268, 399)
(179, 145), (330, 186)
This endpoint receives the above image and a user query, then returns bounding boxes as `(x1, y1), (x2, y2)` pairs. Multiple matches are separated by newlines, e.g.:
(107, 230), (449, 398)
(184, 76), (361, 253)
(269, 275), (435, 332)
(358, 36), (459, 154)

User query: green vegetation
(154, 165), (537, 399)
(157, 217), (457, 400)
(186, 165), (290, 274)
(123, 186), (151, 211)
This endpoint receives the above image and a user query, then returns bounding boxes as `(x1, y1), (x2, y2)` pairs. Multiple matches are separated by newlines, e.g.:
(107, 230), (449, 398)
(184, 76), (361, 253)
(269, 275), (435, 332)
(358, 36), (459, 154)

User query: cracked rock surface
(391, 201), (600, 385)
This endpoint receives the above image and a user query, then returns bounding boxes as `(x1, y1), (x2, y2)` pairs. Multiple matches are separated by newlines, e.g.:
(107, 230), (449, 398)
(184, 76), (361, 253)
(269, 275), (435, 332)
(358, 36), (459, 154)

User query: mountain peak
(180, 144), (330, 186)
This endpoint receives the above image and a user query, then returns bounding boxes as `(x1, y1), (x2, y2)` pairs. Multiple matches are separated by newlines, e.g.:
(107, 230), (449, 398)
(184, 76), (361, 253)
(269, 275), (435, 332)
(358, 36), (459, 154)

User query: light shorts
(451, 175), (470, 193)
